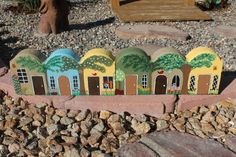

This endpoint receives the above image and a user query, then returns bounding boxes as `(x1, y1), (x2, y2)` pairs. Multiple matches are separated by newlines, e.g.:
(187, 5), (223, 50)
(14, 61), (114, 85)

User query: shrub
(196, 0), (228, 10)
(5, 0), (41, 13)
(19, 0), (40, 11)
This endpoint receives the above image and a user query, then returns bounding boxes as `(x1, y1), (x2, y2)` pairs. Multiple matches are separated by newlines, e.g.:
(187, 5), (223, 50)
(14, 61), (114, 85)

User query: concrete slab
(115, 24), (190, 41)
(117, 131), (236, 157)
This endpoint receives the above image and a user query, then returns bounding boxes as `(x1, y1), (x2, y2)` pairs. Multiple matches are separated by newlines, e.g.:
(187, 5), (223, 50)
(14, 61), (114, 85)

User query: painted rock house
(10, 46), (223, 96)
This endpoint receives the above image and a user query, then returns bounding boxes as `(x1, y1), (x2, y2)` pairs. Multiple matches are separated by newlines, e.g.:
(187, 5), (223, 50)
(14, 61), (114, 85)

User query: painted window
(142, 74), (148, 88)
(212, 75), (218, 90)
(103, 77), (113, 89)
(189, 76), (196, 91)
(172, 75), (180, 87)
(73, 76), (79, 89)
(17, 69), (28, 83)
(50, 76), (56, 89)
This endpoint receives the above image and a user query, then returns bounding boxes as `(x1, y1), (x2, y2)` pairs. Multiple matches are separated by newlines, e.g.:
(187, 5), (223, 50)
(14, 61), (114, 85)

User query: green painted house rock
(115, 48), (152, 95)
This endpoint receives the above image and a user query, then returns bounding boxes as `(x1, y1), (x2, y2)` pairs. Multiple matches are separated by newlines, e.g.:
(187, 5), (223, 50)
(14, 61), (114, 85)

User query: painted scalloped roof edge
(80, 48), (115, 63)
(11, 49), (46, 63)
(115, 47), (150, 64)
(186, 47), (222, 62)
(151, 47), (185, 62)
(44, 48), (80, 63)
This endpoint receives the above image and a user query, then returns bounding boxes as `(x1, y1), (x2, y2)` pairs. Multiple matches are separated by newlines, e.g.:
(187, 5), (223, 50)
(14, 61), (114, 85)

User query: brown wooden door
(197, 75), (211, 95)
(88, 77), (100, 95)
(32, 76), (45, 95)
(155, 75), (167, 94)
(125, 75), (137, 95)
(58, 76), (71, 96)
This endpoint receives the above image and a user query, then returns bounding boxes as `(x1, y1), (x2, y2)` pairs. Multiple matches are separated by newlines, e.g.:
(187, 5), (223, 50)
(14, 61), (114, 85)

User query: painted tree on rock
(61, 56), (81, 72)
(188, 53), (216, 69)
(153, 54), (186, 71)
(12, 75), (22, 94)
(61, 55), (113, 72)
(115, 68), (125, 89)
(122, 55), (153, 72)
(16, 56), (63, 73)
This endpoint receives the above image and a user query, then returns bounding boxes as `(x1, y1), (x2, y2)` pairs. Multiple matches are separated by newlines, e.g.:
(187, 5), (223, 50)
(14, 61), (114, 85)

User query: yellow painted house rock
(186, 47), (223, 95)
(80, 48), (115, 95)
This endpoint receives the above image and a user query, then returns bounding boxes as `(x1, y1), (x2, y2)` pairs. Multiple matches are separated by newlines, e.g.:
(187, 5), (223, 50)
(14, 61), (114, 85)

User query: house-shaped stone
(44, 48), (81, 96)
(115, 47), (151, 95)
(186, 47), (223, 95)
(80, 48), (115, 96)
(151, 47), (185, 95)
(10, 49), (48, 95)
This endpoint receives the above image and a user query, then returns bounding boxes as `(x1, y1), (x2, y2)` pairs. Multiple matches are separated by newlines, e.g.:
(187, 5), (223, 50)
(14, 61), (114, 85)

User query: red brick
(178, 79), (236, 111)
(0, 72), (175, 117)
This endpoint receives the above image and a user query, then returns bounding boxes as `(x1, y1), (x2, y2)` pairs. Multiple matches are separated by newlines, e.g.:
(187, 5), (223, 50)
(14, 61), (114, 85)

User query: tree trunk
(181, 64), (192, 94)
(80, 69), (85, 95)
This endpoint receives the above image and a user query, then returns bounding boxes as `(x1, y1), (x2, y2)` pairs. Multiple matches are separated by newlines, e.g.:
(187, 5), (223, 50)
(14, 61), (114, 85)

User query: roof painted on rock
(186, 47), (221, 62)
(44, 48), (80, 63)
(115, 47), (149, 63)
(151, 47), (184, 62)
(11, 49), (46, 63)
(80, 48), (114, 63)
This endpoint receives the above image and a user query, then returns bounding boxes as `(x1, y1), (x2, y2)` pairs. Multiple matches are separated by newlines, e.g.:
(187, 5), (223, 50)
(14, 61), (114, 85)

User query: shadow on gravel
(69, 17), (115, 31)
(0, 23), (27, 67)
(219, 71), (236, 93)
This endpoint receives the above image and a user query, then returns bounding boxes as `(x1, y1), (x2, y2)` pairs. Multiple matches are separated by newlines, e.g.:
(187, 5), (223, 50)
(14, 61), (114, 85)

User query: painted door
(32, 76), (45, 95)
(88, 77), (100, 95)
(58, 76), (71, 95)
(197, 75), (211, 95)
(125, 75), (137, 95)
(155, 75), (167, 94)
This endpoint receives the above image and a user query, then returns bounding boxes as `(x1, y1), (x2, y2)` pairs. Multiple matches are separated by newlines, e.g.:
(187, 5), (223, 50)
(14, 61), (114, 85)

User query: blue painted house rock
(44, 48), (81, 96)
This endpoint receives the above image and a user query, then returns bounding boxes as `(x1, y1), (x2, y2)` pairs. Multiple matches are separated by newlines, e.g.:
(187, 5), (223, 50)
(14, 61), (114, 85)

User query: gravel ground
(0, 0), (235, 71)
(0, 90), (236, 157)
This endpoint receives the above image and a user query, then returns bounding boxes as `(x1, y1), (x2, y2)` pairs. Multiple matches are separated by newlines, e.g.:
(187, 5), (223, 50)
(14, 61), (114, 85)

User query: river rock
(80, 147), (90, 157)
(132, 121), (151, 135)
(75, 109), (90, 122)
(99, 110), (111, 120)
(64, 148), (80, 157)
(156, 119), (169, 131)
(62, 136), (78, 144)
(60, 117), (74, 125)
(8, 143), (20, 153)
(47, 124), (58, 134)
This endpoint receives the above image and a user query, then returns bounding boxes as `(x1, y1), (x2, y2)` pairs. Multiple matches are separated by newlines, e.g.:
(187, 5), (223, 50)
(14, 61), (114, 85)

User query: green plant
(16, 56), (63, 73)
(61, 55), (113, 73)
(9, 0), (41, 12)
(196, 0), (226, 9)
(207, 0), (221, 8)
